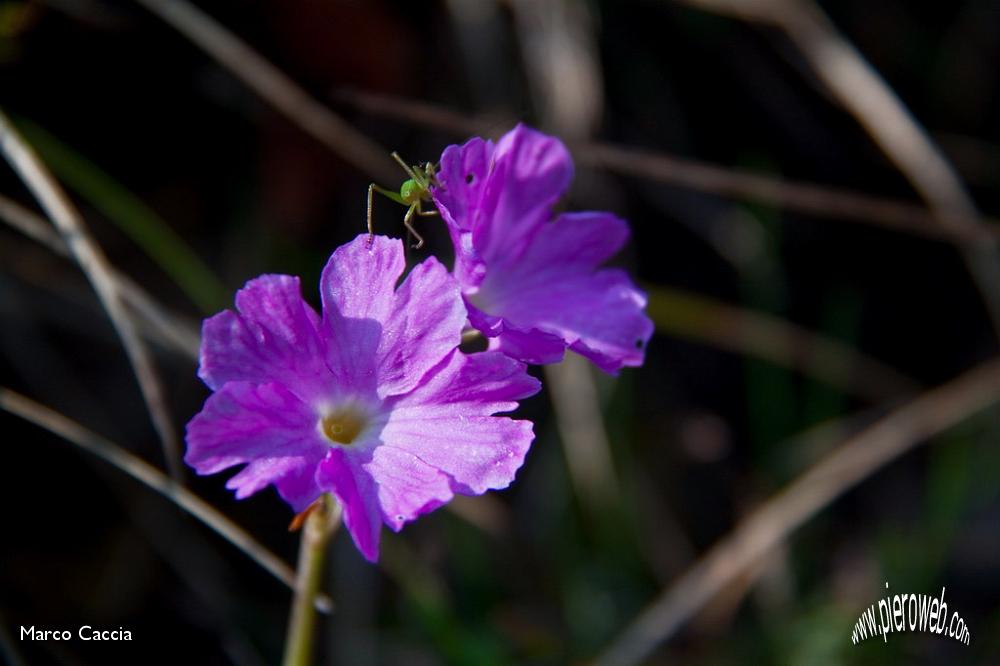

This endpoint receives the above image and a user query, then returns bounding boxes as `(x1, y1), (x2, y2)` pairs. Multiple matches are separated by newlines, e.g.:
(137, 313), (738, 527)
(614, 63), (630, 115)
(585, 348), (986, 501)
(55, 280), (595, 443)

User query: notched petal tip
(320, 233), (407, 320)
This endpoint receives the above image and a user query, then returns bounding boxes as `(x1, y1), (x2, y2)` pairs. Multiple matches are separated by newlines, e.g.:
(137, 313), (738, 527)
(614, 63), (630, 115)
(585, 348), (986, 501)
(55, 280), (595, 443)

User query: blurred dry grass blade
(577, 143), (1000, 243)
(333, 87), (506, 138)
(545, 355), (620, 513)
(671, 0), (1000, 337)
(0, 387), (334, 614)
(131, 0), (397, 185)
(510, 0), (604, 137)
(516, 0), (624, 519)
(594, 356), (1000, 666)
(331, 88), (1000, 243)
(0, 193), (201, 358)
(0, 110), (184, 481)
(647, 285), (920, 401)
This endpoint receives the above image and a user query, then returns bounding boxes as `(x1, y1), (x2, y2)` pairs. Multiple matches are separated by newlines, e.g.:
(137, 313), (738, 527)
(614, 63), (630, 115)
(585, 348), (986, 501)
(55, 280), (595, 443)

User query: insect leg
(366, 183), (375, 245)
(403, 204), (425, 249)
(368, 184), (406, 245)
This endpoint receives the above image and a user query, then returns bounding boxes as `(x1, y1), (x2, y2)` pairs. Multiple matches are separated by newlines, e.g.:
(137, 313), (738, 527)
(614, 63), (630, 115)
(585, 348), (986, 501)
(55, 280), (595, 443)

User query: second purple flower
(432, 124), (653, 374)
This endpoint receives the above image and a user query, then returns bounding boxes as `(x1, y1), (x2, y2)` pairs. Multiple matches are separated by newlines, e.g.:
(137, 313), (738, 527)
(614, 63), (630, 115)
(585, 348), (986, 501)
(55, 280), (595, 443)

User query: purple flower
(431, 124), (653, 374)
(185, 235), (540, 561)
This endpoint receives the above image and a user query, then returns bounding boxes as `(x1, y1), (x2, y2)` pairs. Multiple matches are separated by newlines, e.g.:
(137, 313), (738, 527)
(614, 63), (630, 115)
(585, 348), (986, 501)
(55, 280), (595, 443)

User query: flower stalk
(282, 494), (342, 666)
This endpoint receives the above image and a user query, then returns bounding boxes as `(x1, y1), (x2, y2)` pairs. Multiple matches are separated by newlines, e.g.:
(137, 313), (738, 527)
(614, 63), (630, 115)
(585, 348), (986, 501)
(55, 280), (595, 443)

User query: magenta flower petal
(316, 449), (382, 561)
(186, 235), (540, 561)
(318, 234), (404, 396)
(364, 445), (454, 531)
(433, 125), (573, 289)
(382, 350), (538, 494)
(320, 234), (466, 398)
(375, 257), (467, 397)
(494, 210), (631, 274)
(489, 323), (567, 366)
(199, 275), (331, 401)
(273, 463), (325, 512)
(475, 212), (653, 372)
(381, 415), (534, 496)
(433, 125), (652, 373)
(390, 348), (541, 413)
(474, 125), (574, 264)
(465, 298), (566, 364)
(434, 136), (494, 234)
(226, 457), (319, 506)
(434, 138), (494, 288)
(185, 381), (326, 510)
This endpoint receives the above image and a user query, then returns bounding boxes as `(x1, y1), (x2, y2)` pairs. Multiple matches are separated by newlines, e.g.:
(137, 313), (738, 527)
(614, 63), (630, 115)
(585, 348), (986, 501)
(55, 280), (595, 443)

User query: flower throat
(321, 408), (366, 445)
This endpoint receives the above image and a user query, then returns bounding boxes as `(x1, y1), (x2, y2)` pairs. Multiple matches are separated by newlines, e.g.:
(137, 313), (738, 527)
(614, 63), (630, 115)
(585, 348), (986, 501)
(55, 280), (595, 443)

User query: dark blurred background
(1, 0), (999, 664)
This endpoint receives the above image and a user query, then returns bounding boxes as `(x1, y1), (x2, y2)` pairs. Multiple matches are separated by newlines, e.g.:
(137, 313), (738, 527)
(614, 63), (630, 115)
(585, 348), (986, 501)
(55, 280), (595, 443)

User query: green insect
(367, 153), (440, 249)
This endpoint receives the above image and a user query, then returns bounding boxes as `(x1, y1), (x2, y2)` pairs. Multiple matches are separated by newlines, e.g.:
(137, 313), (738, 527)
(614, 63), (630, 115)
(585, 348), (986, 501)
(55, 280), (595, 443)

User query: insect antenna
(390, 152), (420, 181)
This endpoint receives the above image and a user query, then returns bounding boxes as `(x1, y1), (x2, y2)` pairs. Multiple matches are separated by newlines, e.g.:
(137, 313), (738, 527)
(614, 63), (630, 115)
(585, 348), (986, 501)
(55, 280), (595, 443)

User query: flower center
(320, 407), (367, 446)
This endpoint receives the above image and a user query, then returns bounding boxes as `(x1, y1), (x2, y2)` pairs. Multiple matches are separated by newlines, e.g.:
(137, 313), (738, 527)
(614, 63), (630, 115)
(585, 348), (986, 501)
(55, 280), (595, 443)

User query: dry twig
(594, 356), (1000, 665)
(331, 87), (1000, 243)
(0, 387), (333, 613)
(0, 110), (184, 480)
(0, 193), (200, 358)
(671, 0), (1000, 336)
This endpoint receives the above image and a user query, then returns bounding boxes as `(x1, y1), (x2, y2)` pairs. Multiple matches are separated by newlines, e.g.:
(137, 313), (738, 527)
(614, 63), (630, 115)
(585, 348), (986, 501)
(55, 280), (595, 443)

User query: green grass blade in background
(15, 118), (228, 313)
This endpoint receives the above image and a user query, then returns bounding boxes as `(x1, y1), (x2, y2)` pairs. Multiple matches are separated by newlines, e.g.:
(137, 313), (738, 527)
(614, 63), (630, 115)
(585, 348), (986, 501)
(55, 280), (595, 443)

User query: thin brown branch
(131, 0), (398, 185)
(0, 110), (184, 480)
(594, 356), (1000, 666)
(0, 387), (333, 614)
(0, 193), (200, 358)
(330, 87), (1000, 243)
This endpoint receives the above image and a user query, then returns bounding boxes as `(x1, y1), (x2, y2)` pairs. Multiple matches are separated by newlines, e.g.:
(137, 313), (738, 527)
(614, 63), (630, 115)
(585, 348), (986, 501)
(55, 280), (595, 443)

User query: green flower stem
(282, 494), (342, 666)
